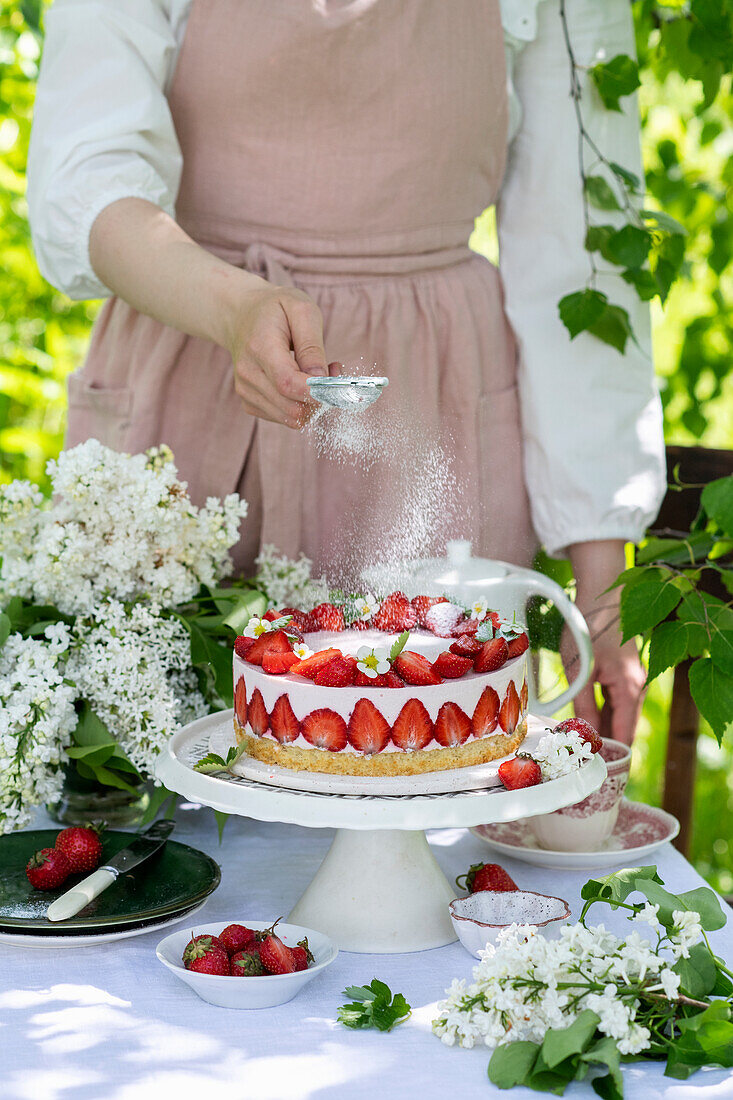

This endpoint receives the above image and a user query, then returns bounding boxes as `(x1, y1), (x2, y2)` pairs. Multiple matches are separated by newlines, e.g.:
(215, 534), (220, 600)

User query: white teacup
(527, 738), (632, 852)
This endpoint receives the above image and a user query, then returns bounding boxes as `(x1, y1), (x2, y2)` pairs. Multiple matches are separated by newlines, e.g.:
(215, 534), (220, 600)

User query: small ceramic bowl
(156, 920), (338, 1008)
(528, 738), (631, 853)
(449, 890), (571, 958)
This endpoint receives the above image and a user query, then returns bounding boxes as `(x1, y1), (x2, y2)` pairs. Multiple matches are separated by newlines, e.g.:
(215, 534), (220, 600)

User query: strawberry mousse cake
(232, 592), (529, 777)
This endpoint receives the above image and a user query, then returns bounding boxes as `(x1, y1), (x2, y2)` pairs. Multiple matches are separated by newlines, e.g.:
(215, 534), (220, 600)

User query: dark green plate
(0, 830), (221, 932)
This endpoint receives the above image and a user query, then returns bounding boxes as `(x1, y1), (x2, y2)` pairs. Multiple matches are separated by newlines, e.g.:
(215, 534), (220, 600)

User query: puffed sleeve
(497, 0), (666, 557)
(27, 0), (189, 300)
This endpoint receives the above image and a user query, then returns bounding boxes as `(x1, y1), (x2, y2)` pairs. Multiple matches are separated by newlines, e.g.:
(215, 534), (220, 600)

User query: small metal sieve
(307, 375), (389, 411)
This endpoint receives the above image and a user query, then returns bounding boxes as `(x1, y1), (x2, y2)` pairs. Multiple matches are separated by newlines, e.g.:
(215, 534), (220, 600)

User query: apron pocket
(66, 372), (132, 451)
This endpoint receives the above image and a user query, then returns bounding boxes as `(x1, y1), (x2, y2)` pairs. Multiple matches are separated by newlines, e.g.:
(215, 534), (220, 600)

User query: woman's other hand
(563, 539), (645, 745)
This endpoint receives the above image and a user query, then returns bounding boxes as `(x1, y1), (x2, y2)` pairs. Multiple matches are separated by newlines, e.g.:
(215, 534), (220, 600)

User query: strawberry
(520, 679), (529, 712)
(234, 677), (248, 727)
(434, 701), (472, 747)
(219, 923), (258, 955)
(289, 648), (341, 679)
(262, 649), (300, 674)
(234, 635), (256, 660)
(472, 685), (500, 737)
(394, 651), (443, 686)
(291, 937), (314, 972)
(263, 609), (279, 622)
(507, 632), (529, 659)
(245, 629), (293, 666)
(189, 951), (231, 975)
(314, 654), (357, 687)
(474, 637), (509, 673)
(311, 603), (345, 632)
(301, 708), (348, 751)
(182, 933), (228, 969)
(354, 669), (405, 688)
(231, 949), (265, 976)
(373, 591), (418, 632)
(248, 688), (269, 736)
(451, 617), (479, 637)
(280, 608), (318, 633)
(553, 716), (603, 753)
(347, 698), (391, 755)
(269, 695), (301, 743)
(450, 635), (483, 658)
(456, 862), (518, 893)
(411, 595), (448, 627)
(391, 698), (433, 750)
(55, 824), (103, 873)
(25, 847), (71, 891)
(424, 601), (464, 637)
(432, 651), (473, 679)
(499, 681), (521, 734)
(498, 753), (542, 790)
(259, 932), (297, 974)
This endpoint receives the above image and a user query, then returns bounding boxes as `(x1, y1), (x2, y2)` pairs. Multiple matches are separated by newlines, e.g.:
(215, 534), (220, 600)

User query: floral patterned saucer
(471, 799), (679, 871)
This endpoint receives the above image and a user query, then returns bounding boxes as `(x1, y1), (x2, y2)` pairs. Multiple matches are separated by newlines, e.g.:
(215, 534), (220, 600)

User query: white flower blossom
(254, 544), (329, 610)
(292, 642), (313, 661)
(353, 592), (381, 621)
(243, 616), (272, 639)
(0, 633), (77, 833)
(470, 597), (489, 621)
(669, 910), (703, 959)
(632, 902), (662, 933)
(533, 727), (594, 781)
(356, 645), (391, 679)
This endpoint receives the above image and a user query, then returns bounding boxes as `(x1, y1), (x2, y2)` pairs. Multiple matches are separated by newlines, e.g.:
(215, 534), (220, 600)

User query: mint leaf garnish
(337, 979), (411, 1032)
(389, 631), (409, 661)
(268, 614), (293, 631)
(475, 620), (493, 643)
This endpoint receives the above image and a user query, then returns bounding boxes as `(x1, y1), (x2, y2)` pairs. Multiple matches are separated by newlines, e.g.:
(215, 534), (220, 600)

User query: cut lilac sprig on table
(433, 866), (733, 1096)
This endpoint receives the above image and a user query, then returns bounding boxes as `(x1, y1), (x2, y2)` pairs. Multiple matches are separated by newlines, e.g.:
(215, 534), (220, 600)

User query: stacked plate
(0, 829), (220, 947)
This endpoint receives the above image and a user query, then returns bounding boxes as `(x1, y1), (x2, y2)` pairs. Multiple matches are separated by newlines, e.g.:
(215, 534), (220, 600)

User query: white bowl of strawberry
(156, 919), (338, 1008)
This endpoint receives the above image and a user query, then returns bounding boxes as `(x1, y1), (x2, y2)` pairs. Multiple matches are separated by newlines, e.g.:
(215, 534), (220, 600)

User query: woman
(27, 0), (666, 742)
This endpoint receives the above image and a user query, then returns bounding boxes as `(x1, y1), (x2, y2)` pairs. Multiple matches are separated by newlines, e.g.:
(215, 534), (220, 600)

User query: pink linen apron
(67, 0), (536, 578)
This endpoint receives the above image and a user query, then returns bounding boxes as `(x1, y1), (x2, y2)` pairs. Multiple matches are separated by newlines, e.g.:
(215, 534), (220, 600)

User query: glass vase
(48, 766), (150, 828)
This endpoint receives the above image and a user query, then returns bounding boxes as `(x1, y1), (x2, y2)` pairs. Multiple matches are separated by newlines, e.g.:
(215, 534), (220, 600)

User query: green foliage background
(1, 1), (732, 887)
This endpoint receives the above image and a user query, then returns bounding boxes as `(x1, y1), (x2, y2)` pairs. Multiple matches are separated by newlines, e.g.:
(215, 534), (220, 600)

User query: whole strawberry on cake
(231, 591), (530, 777)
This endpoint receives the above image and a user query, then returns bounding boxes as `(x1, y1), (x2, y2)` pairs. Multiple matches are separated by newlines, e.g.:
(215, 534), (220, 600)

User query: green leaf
(676, 885), (727, 931)
(646, 620), (690, 682)
(689, 657), (733, 743)
(587, 302), (633, 354)
(0, 612), (10, 650)
(621, 266), (659, 301)
(702, 477), (733, 537)
(139, 784), (177, 825)
(558, 289), (607, 340)
(213, 809), (229, 842)
(609, 162), (640, 192)
(580, 866), (663, 921)
(584, 176), (621, 211)
(590, 54), (640, 110)
(542, 1011), (600, 1069)
(488, 1041), (540, 1088)
(72, 705), (116, 748)
(605, 225), (652, 268)
(476, 619), (495, 643)
(673, 940), (718, 998)
(640, 207), (688, 237)
(710, 626), (733, 674)
(581, 1037), (623, 1100)
(337, 979), (410, 1032)
(390, 631), (410, 661)
(620, 573), (682, 642)
(189, 622), (234, 708)
(194, 752), (228, 775)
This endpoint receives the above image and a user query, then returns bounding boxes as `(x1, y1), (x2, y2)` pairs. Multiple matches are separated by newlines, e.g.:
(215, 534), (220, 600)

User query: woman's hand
(224, 283), (328, 428)
(562, 539), (645, 745)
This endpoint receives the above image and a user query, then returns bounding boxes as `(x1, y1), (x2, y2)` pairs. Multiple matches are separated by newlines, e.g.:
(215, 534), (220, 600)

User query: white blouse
(27, 0), (666, 557)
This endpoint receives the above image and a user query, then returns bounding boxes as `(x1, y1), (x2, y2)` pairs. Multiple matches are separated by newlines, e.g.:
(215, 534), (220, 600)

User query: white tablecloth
(2, 807), (733, 1100)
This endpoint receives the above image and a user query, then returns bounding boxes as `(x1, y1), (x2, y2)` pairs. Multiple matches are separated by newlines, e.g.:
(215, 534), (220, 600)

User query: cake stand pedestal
(155, 713), (606, 953)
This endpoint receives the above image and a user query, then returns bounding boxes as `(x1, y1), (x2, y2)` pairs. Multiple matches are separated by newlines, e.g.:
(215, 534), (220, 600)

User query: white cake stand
(155, 713), (606, 953)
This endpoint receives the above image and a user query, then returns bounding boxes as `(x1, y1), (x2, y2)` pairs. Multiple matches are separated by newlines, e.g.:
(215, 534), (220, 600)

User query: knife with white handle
(46, 819), (175, 922)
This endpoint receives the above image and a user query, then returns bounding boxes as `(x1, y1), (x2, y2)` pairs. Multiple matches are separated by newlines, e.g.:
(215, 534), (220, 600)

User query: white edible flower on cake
(356, 645), (391, 679)
(243, 616), (272, 639)
(292, 642), (313, 661)
(354, 593), (381, 621)
(470, 598), (489, 621)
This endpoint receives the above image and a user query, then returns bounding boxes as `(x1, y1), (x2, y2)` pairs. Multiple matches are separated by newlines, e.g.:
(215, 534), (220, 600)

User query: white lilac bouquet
(0, 440), (261, 831)
(433, 867), (733, 1095)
